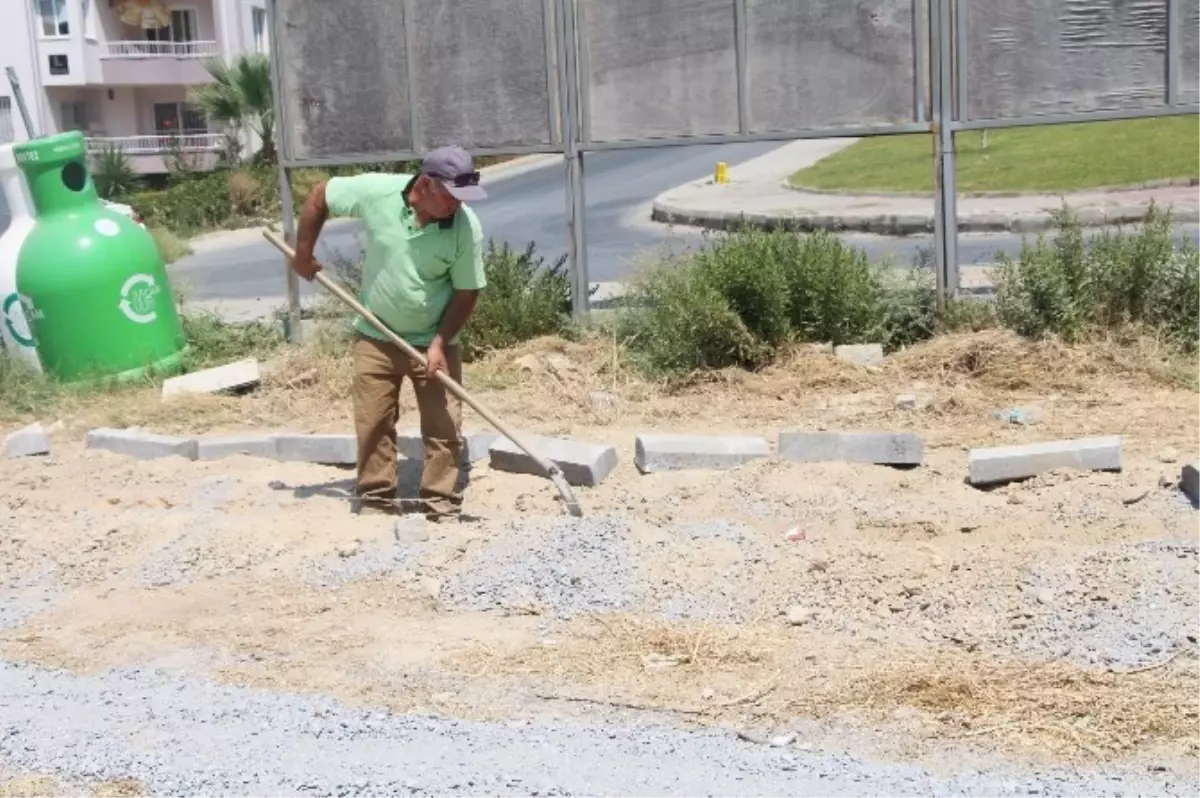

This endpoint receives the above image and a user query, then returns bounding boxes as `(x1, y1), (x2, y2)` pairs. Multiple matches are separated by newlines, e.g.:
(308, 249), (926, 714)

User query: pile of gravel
(0, 659), (1193, 797)
(1003, 539), (1199, 669)
(440, 515), (636, 618)
(0, 569), (58, 630)
(305, 516), (433, 589)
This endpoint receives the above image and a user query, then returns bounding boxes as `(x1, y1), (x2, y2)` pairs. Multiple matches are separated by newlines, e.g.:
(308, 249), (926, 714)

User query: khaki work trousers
(352, 334), (463, 516)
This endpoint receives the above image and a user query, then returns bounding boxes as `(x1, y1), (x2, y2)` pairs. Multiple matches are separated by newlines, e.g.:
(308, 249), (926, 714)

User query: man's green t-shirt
(324, 172), (486, 346)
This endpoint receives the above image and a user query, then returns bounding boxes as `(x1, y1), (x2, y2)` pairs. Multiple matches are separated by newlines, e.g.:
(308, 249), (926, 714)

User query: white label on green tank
(119, 273), (161, 324)
(2, 293), (37, 348)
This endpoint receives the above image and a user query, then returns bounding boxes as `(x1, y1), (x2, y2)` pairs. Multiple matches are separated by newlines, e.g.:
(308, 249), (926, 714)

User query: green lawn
(789, 116), (1200, 194)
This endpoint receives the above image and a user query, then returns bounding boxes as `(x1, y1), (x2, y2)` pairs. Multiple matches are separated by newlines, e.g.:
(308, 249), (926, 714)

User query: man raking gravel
(277, 146), (583, 519)
(288, 146), (489, 521)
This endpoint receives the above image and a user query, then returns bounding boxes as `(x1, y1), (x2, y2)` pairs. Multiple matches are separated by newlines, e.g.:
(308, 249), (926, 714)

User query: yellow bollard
(714, 161), (728, 184)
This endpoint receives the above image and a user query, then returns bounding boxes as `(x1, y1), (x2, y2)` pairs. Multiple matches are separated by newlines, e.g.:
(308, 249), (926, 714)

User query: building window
(60, 100), (87, 131)
(252, 7), (268, 52)
(0, 98), (14, 144)
(154, 102), (208, 136)
(48, 54), (69, 75)
(145, 8), (198, 48)
(37, 0), (69, 37)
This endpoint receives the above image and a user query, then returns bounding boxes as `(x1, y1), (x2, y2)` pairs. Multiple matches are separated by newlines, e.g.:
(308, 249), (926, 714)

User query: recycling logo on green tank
(118, 273), (162, 324)
(3, 292), (38, 348)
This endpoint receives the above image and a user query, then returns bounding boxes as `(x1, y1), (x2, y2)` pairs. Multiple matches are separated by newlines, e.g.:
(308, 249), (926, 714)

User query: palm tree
(189, 52), (275, 163)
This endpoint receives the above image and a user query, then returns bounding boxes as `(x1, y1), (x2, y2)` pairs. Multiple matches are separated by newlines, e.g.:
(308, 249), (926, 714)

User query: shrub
(130, 165), (277, 233)
(130, 171), (231, 232)
(460, 240), (576, 361)
(617, 227), (919, 378)
(290, 169), (330, 206)
(618, 255), (769, 377)
(994, 202), (1197, 350)
(227, 170), (262, 216)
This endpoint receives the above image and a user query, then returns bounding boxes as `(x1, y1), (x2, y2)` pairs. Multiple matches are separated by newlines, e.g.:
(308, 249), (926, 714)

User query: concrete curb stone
(651, 201), (1200, 236)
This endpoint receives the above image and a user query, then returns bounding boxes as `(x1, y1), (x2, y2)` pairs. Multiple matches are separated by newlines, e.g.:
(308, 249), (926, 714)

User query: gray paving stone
(396, 428), (497, 464)
(3, 423), (50, 459)
(834, 343), (884, 367)
(634, 434), (770, 474)
(778, 431), (924, 466)
(968, 436), (1122, 486)
(197, 434), (278, 461)
(161, 358), (261, 399)
(489, 434), (618, 487)
(273, 434), (357, 465)
(85, 428), (198, 460)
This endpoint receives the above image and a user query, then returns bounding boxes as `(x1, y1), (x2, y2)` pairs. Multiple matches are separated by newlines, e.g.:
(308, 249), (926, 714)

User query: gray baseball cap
(420, 145), (487, 202)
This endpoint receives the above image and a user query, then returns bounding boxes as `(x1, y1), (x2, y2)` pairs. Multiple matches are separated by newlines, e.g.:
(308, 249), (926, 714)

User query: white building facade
(1, 0), (269, 173)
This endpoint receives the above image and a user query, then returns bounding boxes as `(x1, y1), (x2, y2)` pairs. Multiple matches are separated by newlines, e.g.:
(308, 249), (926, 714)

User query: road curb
(650, 200), (1200, 236)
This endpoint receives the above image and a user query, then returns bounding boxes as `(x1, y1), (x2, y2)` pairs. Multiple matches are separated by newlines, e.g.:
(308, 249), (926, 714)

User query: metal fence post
(266, 0), (302, 343)
(1166, 0), (1180, 105)
(734, 0), (749, 134)
(930, 0), (959, 308)
(557, 0), (590, 320)
(276, 165), (302, 343)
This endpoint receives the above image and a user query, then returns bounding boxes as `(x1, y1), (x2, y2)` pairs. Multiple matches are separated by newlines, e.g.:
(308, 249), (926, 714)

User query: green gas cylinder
(14, 131), (186, 382)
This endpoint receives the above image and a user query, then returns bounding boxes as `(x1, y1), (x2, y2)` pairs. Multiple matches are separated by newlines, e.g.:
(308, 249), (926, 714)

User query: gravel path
(441, 516), (637, 617)
(1, 660), (1192, 797)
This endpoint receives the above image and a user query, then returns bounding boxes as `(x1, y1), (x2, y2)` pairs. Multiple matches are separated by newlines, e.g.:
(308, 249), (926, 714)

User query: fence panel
(274, 0), (415, 161)
(577, 0), (740, 142)
(963, 0), (1170, 121)
(1182, 0), (1199, 103)
(745, 0), (923, 132)
(409, 0), (560, 150)
(275, 0), (560, 163)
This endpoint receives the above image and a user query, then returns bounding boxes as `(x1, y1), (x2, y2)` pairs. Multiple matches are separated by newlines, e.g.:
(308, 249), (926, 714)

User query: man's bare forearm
(433, 290), (480, 347)
(295, 181), (330, 260)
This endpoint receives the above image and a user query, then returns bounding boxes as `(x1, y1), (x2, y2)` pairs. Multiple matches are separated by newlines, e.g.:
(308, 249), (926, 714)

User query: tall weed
(617, 227), (924, 378)
(994, 202), (1197, 350)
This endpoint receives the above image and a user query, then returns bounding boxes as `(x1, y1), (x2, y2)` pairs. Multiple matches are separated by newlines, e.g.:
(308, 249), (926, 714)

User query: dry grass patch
(457, 615), (1200, 762)
(3, 327), (1194, 444)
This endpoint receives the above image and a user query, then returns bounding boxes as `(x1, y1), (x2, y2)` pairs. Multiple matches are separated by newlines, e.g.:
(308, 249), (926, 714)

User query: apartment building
(1, 0), (270, 173)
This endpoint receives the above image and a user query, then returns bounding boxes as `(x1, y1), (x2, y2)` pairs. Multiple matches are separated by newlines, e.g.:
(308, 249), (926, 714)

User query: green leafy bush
(617, 227), (924, 378)
(994, 202), (1198, 351)
(618, 255), (769, 377)
(127, 165), (279, 234)
(459, 240), (577, 361)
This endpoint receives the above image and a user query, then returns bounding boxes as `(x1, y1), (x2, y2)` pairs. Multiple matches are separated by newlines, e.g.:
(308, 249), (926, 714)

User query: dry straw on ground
(456, 615), (1200, 763)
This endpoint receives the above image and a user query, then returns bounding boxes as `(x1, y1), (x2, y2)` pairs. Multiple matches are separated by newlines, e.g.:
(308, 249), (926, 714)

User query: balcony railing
(100, 40), (219, 59)
(88, 133), (224, 155)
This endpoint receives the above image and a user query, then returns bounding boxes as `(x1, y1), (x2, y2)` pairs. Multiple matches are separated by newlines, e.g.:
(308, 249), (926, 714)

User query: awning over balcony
(112, 0), (171, 30)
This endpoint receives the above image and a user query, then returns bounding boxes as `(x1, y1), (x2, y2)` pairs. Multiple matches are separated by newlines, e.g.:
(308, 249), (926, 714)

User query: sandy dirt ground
(1, 330), (1197, 794)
